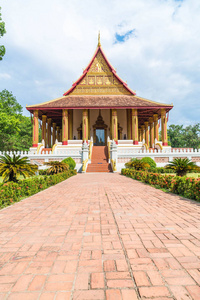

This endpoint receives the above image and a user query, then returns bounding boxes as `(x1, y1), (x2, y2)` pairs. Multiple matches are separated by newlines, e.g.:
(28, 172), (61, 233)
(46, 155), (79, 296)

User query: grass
(0, 174), (42, 183)
(162, 173), (200, 178)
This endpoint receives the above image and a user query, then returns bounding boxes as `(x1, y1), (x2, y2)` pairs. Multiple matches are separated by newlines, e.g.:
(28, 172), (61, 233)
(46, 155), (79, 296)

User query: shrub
(62, 157), (76, 170)
(39, 169), (48, 175)
(45, 161), (69, 175)
(148, 167), (175, 174)
(141, 157), (156, 169)
(0, 170), (77, 209)
(0, 154), (38, 182)
(166, 158), (200, 177)
(121, 168), (200, 202)
(125, 158), (150, 170)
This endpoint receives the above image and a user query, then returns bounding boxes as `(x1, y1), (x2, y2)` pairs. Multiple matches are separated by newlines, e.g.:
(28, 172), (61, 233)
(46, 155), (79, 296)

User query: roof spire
(98, 31), (101, 47)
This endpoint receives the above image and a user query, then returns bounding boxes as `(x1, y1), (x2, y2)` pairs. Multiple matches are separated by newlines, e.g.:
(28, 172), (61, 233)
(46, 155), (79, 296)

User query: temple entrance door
(93, 110), (108, 146)
(96, 129), (105, 146)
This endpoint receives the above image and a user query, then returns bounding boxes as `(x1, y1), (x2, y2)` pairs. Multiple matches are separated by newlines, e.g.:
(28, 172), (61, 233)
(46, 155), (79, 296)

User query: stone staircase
(86, 146), (112, 173)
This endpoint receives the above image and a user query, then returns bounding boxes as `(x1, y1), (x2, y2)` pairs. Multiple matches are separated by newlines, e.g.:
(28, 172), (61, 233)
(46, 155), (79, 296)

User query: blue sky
(0, 0), (200, 126)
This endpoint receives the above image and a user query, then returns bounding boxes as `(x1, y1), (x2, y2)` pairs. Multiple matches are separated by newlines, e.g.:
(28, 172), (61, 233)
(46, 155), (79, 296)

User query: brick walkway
(0, 173), (200, 300)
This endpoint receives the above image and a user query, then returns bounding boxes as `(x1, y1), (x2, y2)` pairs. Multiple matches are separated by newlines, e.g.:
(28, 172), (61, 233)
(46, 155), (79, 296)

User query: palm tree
(165, 158), (199, 177)
(45, 161), (69, 175)
(0, 154), (38, 182)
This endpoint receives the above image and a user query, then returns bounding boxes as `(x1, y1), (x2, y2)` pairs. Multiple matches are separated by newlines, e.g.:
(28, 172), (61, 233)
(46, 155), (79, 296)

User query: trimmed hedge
(147, 167), (175, 174)
(62, 157), (76, 170)
(121, 168), (200, 202)
(0, 170), (76, 209)
(141, 157), (156, 168)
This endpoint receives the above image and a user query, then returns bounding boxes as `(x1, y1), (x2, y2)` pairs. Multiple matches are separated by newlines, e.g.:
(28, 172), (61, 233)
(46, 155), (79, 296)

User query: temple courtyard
(0, 173), (200, 300)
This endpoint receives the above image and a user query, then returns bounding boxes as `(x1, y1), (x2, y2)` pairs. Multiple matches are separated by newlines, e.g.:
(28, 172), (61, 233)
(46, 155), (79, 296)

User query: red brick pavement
(0, 173), (200, 299)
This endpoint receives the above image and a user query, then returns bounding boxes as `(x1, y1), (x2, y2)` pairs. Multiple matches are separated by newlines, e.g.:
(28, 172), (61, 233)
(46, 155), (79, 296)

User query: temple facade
(26, 35), (174, 172)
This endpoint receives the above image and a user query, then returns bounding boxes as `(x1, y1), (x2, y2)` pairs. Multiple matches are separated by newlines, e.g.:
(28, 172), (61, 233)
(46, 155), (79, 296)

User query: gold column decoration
(69, 110), (73, 140)
(144, 121), (149, 147)
(141, 125), (145, 141)
(47, 118), (52, 148)
(161, 109), (168, 146)
(138, 128), (141, 142)
(153, 114), (159, 141)
(149, 117), (154, 148)
(32, 110), (39, 147)
(88, 110), (90, 140)
(42, 115), (47, 146)
(110, 109), (112, 139)
(56, 126), (59, 142)
(132, 109), (138, 145)
(127, 109), (131, 140)
(82, 109), (88, 143)
(62, 109), (69, 145)
(52, 123), (56, 145)
(112, 109), (118, 144)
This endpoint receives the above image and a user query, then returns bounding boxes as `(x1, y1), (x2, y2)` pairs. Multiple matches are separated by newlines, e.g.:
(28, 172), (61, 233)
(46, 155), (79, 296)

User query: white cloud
(0, 0), (200, 124)
(0, 72), (11, 79)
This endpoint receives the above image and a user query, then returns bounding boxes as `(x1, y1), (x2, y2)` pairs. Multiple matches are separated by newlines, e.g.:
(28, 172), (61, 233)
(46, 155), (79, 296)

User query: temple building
(26, 35), (173, 172)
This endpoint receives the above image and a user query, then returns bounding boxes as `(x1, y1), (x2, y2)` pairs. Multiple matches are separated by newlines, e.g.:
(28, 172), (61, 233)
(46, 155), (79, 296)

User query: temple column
(82, 109), (88, 143)
(132, 109), (138, 145)
(141, 125), (145, 141)
(112, 109), (118, 144)
(56, 126), (59, 142)
(32, 110), (39, 147)
(52, 123), (56, 145)
(153, 114), (159, 142)
(69, 110), (73, 140)
(42, 115), (47, 146)
(144, 121), (149, 147)
(149, 117), (154, 148)
(47, 118), (52, 148)
(161, 109), (168, 146)
(59, 128), (61, 142)
(127, 109), (131, 140)
(138, 128), (142, 142)
(62, 109), (68, 145)
(110, 109), (112, 139)
(88, 110), (90, 140)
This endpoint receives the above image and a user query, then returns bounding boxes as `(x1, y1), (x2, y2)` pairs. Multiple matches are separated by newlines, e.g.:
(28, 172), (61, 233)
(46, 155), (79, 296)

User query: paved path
(0, 173), (200, 300)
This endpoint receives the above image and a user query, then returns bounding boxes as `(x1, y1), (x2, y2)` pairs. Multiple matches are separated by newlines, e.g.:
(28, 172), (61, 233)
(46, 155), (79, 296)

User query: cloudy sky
(0, 0), (200, 125)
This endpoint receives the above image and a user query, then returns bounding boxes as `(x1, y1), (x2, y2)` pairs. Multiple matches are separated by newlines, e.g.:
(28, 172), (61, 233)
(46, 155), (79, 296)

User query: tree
(168, 124), (200, 149)
(184, 124), (200, 150)
(0, 90), (33, 151)
(0, 7), (6, 60)
(0, 89), (22, 114)
(0, 153), (38, 182)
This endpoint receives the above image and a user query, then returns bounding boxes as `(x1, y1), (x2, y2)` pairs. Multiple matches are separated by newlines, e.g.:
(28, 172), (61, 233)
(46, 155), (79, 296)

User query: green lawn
(0, 175), (42, 183)
(162, 173), (200, 178)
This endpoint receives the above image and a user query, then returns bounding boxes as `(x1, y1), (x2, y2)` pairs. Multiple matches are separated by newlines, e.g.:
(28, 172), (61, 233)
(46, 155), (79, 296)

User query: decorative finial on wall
(98, 31), (101, 47)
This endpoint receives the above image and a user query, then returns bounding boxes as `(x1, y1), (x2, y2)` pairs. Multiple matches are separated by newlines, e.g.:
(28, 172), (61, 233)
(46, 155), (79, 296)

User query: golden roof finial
(98, 31), (101, 47)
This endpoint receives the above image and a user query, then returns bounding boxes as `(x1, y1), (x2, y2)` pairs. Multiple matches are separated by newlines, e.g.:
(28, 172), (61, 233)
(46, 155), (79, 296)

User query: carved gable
(70, 50), (131, 95)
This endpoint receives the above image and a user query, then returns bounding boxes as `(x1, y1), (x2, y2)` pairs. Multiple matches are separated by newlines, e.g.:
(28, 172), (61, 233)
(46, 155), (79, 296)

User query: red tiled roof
(26, 95), (173, 111)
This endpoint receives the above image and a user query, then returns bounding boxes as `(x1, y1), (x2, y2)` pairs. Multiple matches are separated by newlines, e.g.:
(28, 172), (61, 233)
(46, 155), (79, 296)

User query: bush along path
(121, 168), (200, 202)
(0, 170), (76, 209)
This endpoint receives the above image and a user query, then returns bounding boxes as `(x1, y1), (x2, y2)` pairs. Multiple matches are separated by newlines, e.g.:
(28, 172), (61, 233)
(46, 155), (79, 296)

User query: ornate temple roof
(26, 34), (173, 115)
(27, 95), (172, 110)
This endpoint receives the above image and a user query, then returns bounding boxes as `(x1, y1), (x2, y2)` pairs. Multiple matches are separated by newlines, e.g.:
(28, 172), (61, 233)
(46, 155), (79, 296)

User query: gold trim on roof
(136, 96), (173, 107)
(98, 31), (101, 47)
